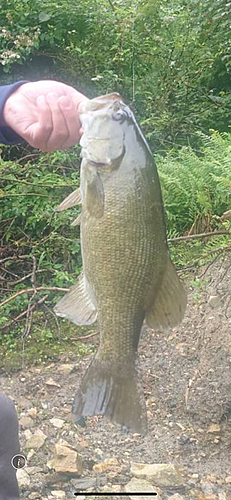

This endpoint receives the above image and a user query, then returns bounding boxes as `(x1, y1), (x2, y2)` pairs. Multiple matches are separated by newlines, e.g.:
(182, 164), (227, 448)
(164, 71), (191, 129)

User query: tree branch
(0, 287), (69, 308)
(0, 295), (49, 332)
(6, 269), (53, 286)
(220, 209), (231, 222)
(70, 331), (99, 341)
(167, 230), (230, 243)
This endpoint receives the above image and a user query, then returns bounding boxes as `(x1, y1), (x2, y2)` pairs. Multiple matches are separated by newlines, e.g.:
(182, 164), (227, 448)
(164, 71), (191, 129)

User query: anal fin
(146, 258), (187, 330)
(54, 274), (97, 325)
(55, 188), (81, 212)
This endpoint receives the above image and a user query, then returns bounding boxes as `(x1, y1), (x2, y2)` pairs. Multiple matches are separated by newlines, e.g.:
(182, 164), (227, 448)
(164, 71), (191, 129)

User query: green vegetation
(0, 0), (231, 365)
(158, 131), (231, 235)
(1, 0), (231, 145)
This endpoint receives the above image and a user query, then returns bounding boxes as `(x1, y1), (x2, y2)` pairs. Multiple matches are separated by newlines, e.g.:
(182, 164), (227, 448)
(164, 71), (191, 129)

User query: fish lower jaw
(81, 151), (112, 166)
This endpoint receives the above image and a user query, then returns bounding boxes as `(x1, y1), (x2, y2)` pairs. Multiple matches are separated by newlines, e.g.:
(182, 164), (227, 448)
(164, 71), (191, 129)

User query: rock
(225, 476), (231, 483)
(178, 434), (190, 444)
(27, 408), (38, 418)
(111, 485), (123, 493)
(201, 482), (215, 495)
(208, 295), (222, 308)
(125, 477), (161, 499)
(27, 450), (35, 461)
(57, 364), (75, 374)
(41, 402), (48, 409)
(62, 407), (71, 414)
(189, 489), (198, 497)
(51, 491), (66, 499)
(131, 463), (184, 487)
(218, 493), (228, 500)
(78, 438), (90, 449)
(29, 493), (42, 499)
(50, 418), (65, 429)
(93, 457), (120, 473)
(168, 495), (185, 500)
(26, 466), (44, 475)
(205, 475), (217, 483)
(17, 396), (33, 409)
(24, 429), (33, 440)
(71, 478), (97, 491)
(93, 447), (104, 459)
(19, 416), (35, 429)
(26, 430), (47, 450)
(207, 424), (220, 434)
(48, 440), (82, 474)
(16, 468), (31, 487)
(45, 378), (60, 388)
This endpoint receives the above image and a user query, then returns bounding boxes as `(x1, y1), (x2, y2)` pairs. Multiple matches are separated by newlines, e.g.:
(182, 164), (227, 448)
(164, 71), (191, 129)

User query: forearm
(0, 81), (27, 144)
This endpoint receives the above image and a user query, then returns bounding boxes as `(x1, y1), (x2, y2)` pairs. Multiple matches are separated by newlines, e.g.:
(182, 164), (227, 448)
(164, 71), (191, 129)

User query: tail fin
(72, 356), (147, 435)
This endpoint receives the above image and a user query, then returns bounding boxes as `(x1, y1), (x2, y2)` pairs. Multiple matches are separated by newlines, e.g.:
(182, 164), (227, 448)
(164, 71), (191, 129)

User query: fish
(54, 93), (187, 434)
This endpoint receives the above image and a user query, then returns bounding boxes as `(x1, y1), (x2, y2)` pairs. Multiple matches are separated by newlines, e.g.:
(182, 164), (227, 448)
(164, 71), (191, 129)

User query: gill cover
(79, 94), (127, 166)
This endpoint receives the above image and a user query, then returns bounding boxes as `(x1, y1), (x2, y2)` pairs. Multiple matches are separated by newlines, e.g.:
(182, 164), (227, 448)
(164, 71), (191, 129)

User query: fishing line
(132, 8), (135, 102)
(131, 1), (141, 103)
(131, 2), (137, 103)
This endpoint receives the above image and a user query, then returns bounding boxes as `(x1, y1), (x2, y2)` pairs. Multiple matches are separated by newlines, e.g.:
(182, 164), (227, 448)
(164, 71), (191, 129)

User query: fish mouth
(79, 93), (123, 114)
(79, 93), (129, 166)
(79, 93), (131, 133)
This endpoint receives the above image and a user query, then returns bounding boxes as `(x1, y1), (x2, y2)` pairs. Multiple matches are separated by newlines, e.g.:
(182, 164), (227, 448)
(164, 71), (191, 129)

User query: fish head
(79, 93), (129, 167)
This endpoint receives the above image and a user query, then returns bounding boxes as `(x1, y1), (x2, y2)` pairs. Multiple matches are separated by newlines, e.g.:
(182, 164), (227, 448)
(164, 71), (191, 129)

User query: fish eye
(112, 111), (126, 122)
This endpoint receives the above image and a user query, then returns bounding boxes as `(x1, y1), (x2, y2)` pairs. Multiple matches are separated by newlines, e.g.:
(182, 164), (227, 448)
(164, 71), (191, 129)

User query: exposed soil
(1, 253), (231, 499)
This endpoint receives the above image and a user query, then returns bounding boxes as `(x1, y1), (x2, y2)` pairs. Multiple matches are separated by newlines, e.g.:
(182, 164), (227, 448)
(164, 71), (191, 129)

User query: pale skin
(3, 80), (89, 152)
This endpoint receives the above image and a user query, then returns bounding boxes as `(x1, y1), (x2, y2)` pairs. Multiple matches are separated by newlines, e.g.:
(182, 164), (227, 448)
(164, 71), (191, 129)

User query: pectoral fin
(54, 274), (97, 325)
(55, 188), (81, 212)
(85, 171), (104, 218)
(146, 259), (187, 330)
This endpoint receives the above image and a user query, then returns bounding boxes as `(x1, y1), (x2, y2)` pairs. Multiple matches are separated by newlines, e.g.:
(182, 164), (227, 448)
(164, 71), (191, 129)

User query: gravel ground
(1, 254), (231, 500)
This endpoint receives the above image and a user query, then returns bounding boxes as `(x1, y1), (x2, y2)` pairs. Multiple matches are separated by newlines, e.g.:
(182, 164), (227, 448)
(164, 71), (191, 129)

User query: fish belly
(81, 160), (167, 358)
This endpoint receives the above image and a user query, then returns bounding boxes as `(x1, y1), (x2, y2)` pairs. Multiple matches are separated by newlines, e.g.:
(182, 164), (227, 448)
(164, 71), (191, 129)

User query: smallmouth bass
(55, 93), (187, 434)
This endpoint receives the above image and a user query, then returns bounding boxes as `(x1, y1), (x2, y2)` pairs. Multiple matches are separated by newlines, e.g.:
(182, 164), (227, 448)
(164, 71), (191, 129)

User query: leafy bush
(0, 146), (82, 340)
(1, 0), (231, 148)
(157, 131), (231, 236)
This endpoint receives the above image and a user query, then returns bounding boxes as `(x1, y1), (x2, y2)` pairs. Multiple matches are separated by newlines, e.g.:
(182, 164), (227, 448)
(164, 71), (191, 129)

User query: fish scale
(54, 93), (187, 434)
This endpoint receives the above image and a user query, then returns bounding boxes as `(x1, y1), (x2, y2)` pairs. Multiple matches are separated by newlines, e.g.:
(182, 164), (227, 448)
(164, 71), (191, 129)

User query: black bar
(74, 493), (157, 497)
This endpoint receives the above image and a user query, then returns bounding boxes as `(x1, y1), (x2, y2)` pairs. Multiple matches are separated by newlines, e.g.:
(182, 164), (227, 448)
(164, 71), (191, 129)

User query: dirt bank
(0, 254), (231, 499)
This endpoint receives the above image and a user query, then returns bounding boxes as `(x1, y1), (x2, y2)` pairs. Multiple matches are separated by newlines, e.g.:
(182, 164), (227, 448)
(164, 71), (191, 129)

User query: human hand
(3, 80), (89, 152)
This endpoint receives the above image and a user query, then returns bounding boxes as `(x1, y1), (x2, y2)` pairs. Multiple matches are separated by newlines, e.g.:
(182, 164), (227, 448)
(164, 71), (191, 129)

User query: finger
(58, 96), (81, 149)
(45, 92), (70, 151)
(26, 95), (53, 151)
